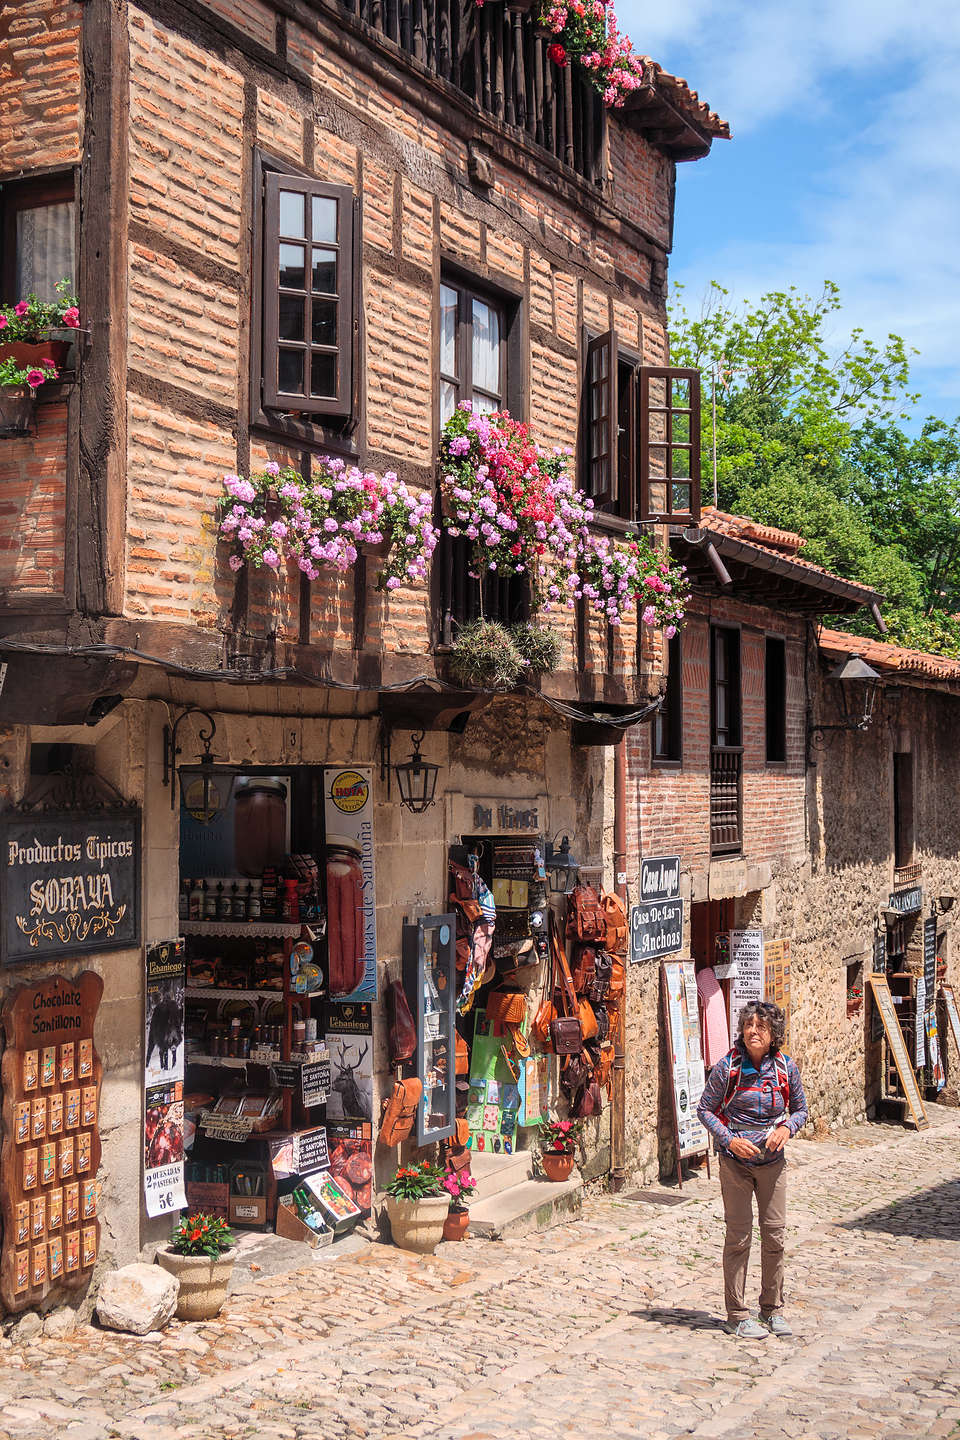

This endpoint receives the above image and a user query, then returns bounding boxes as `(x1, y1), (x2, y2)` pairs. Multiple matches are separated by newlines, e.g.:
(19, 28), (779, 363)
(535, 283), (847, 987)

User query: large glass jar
(233, 779), (287, 877)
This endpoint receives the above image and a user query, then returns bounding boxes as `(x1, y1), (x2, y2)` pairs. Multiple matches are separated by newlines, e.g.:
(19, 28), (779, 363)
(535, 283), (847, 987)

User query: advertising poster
(143, 940), (187, 1218)
(324, 1034), (373, 1121)
(663, 961), (707, 1157)
(327, 1122), (373, 1214)
(915, 977), (927, 1069)
(324, 767), (377, 1003)
(728, 930), (764, 1038)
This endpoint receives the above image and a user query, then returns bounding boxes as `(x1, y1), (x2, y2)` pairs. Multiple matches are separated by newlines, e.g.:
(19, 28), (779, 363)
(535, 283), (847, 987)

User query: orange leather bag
(485, 990), (526, 1026)
(455, 1030), (470, 1076)
(578, 997), (599, 1041)
(377, 1077), (422, 1148)
(601, 891), (629, 956)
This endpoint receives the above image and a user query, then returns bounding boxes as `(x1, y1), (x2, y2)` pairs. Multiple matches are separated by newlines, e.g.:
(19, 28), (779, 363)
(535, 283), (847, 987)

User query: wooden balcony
(338, 0), (606, 186)
(892, 861), (922, 890)
(710, 746), (742, 857)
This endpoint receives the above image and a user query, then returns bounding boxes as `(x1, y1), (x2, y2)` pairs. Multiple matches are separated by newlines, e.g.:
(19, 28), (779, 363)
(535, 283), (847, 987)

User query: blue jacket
(697, 1042), (808, 1165)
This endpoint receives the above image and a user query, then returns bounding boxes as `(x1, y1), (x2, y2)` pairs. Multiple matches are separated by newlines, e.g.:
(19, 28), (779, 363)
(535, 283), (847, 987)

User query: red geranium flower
(547, 42), (568, 66)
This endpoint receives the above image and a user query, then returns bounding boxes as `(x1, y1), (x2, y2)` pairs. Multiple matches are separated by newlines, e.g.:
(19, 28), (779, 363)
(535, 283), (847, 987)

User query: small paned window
(653, 629), (683, 764)
(259, 167), (356, 420)
(582, 331), (701, 525)
(1, 175), (76, 302)
(765, 636), (787, 763)
(893, 752), (915, 868)
(439, 279), (504, 424)
(711, 626), (741, 749)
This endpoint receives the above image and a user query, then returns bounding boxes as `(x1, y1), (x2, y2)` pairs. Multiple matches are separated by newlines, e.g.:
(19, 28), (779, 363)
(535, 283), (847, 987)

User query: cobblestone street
(1, 1108), (959, 1440)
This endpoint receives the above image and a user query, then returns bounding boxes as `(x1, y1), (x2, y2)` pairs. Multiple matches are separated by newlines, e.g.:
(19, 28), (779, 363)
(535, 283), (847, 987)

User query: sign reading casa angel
(1, 813), (141, 966)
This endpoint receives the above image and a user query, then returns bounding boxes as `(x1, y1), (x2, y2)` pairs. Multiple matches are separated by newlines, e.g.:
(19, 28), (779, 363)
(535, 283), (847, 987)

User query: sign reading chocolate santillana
(1, 813), (141, 966)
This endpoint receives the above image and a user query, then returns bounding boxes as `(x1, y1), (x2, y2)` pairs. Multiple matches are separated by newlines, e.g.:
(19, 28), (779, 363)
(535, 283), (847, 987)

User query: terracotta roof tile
(819, 627), (960, 688)
(638, 59), (731, 139)
(697, 507), (879, 601)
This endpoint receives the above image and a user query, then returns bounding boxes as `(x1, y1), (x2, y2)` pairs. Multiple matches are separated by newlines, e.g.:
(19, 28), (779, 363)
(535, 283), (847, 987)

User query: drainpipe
(611, 738), (628, 1190)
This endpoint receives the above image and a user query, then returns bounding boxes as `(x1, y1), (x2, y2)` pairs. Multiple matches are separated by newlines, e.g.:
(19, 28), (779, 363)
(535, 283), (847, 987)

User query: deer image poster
(143, 940), (187, 1219)
(324, 1034), (374, 1121)
(324, 767), (378, 1003)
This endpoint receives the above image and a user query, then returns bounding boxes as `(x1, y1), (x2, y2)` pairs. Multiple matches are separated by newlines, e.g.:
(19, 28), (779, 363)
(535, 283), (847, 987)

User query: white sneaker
(760, 1312), (793, 1337)
(723, 1317), (768, 1339)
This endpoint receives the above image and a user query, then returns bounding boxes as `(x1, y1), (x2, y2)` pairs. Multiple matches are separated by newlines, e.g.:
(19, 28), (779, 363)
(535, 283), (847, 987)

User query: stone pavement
(2, 1108), (960, 1440)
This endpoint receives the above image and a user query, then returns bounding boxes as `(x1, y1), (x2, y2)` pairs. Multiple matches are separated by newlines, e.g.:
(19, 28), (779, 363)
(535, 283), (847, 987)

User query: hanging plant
(0, 279), (80, 344)
(449, 619), (524, 690)
(569, 528), (689, 633)
(511, 620), (562, 675)
(476, 0), (644, 107)
(217, 460), (439, 588)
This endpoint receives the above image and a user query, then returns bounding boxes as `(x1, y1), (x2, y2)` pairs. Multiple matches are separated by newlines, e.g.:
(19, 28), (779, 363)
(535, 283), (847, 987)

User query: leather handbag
(593, 1043), (614, 1093)
(550, 1015), (583, 1055)
(589, 948), (613, 1005)
(485, 990), (526, 1025)
(455, 1029), (470, 1076)
(601, 891), (629, 956)
(454, 1116), (470, 1149)
(548, 912), (583, 1055)
(377, 1077), (422, 1147)
(608, 954), (626, 998)
(386, 978), (417, 1068)
(572, 1079), (603, 1118)
(570, 945), (597, 993)
(449, 859), (476, 902)
(566, 881), (606, 944)
(578, 996), (599, 1041)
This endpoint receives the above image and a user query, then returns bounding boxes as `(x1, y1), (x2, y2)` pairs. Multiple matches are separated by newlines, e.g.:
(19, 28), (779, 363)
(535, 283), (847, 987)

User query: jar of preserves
(233, 780), (288, 877)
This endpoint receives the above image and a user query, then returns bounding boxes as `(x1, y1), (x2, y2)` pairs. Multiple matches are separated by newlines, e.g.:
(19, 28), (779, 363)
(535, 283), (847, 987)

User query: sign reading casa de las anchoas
(1, 812), (141, 965)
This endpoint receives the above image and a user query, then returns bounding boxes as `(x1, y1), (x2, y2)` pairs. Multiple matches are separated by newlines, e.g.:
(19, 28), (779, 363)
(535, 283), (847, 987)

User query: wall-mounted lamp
(808, 653), (883, 760)
(936, 894), (956, 916)
(391, 730), (441, 814)
(544, 834), (579, 895)
(162, 707), (236, 822)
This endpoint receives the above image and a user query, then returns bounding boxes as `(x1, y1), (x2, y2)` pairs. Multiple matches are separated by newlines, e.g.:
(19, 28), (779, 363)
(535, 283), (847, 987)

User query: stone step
(467, 1148), (534, 1202)
(467, 1171), (583, 1240)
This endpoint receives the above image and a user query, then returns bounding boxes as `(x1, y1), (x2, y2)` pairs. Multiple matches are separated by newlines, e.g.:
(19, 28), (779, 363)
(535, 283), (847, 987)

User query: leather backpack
(566, 882), (606, 944)
(601, 891), (629, 956)
(386, 979), (417, 1068)
(570, 945), (597, 993)
(377, 1077), (423, 1147)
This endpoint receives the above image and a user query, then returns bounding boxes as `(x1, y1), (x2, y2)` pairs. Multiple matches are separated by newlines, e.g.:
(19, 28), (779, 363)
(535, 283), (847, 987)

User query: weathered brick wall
(0, 0), (82, 176)
(118, 0), (673, 689)
(0, 402), (68, 596)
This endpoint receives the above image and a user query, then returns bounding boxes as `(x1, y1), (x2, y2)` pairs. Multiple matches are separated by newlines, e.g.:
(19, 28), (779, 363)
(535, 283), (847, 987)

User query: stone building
(0, 0), (729, 1305)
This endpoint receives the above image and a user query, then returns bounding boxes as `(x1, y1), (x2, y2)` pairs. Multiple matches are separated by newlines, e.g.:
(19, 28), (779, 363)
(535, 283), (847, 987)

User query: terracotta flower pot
(384, 1193), (449, 1254)
(0, 339), (70, 368)
(0, 386), (35, 437)
(154, 1245), (237, 1321)
(442, 1208), (470, 1241)
(541, 1150), (574, 1182)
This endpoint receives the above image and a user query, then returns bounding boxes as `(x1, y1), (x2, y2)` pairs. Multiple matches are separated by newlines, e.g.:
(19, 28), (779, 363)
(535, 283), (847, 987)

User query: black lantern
(162, 707), (235, 823)
(393, 730), (441, 814)
(544, 834), (579, 895)
(830, 653), (882, 730)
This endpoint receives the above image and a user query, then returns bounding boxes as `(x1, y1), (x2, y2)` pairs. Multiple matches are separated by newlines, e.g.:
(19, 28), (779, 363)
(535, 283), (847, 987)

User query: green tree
(669, 282), (960, 656)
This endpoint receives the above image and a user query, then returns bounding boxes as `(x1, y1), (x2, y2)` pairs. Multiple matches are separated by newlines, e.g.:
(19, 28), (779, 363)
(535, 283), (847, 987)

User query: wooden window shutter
(638, 365), (701, 524)
(261, 171), (355, 419)
(584, 329), (618, 506)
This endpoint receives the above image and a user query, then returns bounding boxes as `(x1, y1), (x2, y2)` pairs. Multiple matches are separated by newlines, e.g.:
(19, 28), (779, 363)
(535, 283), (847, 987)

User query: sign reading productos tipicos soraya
(1, 813), (141, 966)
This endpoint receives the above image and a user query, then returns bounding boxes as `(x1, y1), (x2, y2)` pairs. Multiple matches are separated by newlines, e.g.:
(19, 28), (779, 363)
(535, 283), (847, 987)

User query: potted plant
(0, 279), (80, 367)
(441, 1165), (476, 1240)
(0, 357), (59, 437)
(538, 1116), (581, 1182)
(155, 1212), (236, 1320)
(510, 620), (562, 677)
(382, 1160), (448, 1254)
(449, 618), (524, 690)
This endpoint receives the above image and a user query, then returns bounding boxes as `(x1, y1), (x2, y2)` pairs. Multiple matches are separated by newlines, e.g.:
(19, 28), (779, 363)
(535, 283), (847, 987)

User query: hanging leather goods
(566, 881), (606, 944)
(549, 911), (584, 1056)
(386, 978), (417, 1067)
(378, 1077), (423, 1147)
(600, 890), (629, 956)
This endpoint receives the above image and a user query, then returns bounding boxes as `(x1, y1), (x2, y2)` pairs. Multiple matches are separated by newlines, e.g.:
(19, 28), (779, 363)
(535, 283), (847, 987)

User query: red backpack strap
(718, 1048), (742, 1125)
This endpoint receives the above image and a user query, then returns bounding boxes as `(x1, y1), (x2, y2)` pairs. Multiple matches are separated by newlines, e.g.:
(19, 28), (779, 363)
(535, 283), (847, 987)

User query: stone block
(96, 1263), (179, 1335)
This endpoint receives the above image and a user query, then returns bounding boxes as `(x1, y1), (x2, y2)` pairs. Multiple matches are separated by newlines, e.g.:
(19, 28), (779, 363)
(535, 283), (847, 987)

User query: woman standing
(696, 1000), (807, 1340)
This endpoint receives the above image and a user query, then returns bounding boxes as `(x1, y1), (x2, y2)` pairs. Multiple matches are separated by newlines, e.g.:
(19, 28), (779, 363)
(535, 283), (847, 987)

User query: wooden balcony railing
(710, 746), (742, 857)
(893, 861), (922, 890)
(437, 532), (529, 644)
(339, 0), (606, 186)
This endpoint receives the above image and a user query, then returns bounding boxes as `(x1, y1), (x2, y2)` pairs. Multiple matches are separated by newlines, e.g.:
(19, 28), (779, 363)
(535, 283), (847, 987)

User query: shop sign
(301, 1056), (331, 1109)
(200, 1114), (257, 1143)
(923, 918), (937, 1004)
(469, 800), (540, 832)
(1, 812), (141, 966)
(143, 940), (186, 1218)
(888, 885), (923, 915)
(324, 767), (377, 1003)
(294, 1126), (330, 1176)
(661, 961), (707, 1161)
(728, 929), (764, 1037)
(640, 856), (681, 903)
(629, 898), (683, 964)
(763, 939), (792, 1049)
(915, 977), (927, 1068)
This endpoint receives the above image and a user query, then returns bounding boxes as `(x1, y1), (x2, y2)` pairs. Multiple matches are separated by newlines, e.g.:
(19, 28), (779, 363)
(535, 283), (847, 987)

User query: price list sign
(0, 973), (103, 1313)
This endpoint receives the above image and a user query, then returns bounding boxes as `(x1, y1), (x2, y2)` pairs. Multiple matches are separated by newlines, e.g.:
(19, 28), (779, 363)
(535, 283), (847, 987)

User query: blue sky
(618, 1), (960, 424)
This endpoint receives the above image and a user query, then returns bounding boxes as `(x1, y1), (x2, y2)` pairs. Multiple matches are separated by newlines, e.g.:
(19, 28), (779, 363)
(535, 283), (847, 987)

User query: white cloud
(615, 2), (960, 414)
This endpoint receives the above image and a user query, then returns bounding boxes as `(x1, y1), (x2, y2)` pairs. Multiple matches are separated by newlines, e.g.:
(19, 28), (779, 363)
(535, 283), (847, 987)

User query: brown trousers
(718, 1152), (787, 1322)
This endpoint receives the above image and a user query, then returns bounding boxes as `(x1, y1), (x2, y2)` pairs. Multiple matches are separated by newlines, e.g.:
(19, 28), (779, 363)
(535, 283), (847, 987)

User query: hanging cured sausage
(326, 836), (366, 996)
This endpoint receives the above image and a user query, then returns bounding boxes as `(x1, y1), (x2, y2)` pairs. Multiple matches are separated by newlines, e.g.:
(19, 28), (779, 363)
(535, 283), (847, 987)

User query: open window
(765, 636), (787, 763)
(253, 156), (358, 425)
(582, 331), (701, 525)
(653, 629), (683, 765)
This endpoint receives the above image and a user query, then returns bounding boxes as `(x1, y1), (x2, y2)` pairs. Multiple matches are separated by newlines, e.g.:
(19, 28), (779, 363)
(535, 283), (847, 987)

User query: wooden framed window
(1, 174), (76, 302)
(439, 279), (505, 423)
(582, 335), (700, 525)
(638, 366), (700, 524)
(257, 164), (356, 420)
(765, 636), (787, 763)
(711, 626), (741, 749)
(653, 629), (683, 765)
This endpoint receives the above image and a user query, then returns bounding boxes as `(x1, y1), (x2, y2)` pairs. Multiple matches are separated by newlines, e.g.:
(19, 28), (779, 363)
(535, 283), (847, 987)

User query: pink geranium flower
(14, 301), (29, 317)
(25, 369), (47, 389)
(62, 307), (80, 328)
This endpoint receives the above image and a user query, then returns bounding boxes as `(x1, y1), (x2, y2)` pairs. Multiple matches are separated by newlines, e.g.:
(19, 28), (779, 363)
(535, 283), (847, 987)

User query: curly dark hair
(737, 1000), (786, 1052)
